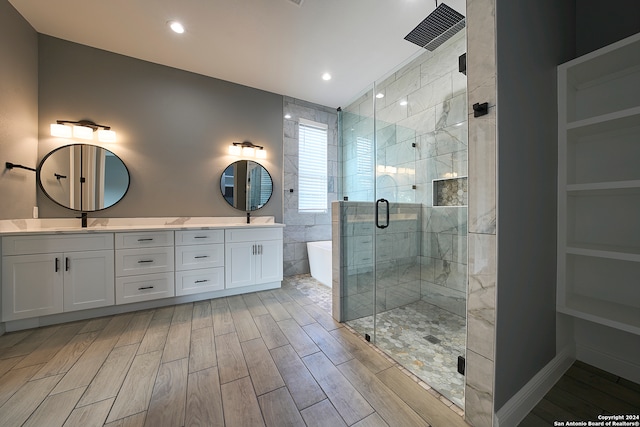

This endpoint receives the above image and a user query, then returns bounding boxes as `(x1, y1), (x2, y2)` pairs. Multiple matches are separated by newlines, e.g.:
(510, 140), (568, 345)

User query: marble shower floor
(283, 274), (466, 409)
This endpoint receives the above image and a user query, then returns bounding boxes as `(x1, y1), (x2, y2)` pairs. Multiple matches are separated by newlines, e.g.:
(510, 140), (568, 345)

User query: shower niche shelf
(433, 176), (468, 207)
(557, 32), (640, 335)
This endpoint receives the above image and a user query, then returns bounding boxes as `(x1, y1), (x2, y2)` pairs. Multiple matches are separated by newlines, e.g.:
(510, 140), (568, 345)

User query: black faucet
(246, 212), (251, 224)
(78, 212), (87, 228)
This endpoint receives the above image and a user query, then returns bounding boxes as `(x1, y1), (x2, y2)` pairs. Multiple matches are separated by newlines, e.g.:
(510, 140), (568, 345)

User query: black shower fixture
(459, 53), (467, 75)
(404, 3), (466, 51)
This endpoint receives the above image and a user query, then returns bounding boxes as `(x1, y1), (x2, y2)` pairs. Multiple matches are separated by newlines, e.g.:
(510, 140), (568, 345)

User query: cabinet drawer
(175, 244), (224, 271)
(225, 227), (283, 243)
(175, 229), (224, 246)
(115, 273), (174, 304)
(115, 247), (174, 276)
(3, 233), (114, 256)
(115, 231), (174, 249)
(175, 268), (224, 296)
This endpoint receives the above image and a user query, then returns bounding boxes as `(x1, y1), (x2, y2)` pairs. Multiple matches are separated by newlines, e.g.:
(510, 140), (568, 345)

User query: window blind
(298, 118), (328, 212)
(356, 137), (374, 192)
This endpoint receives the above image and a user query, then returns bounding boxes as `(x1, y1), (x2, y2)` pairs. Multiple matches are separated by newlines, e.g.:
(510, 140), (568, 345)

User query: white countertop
(0, 216), (284, 235)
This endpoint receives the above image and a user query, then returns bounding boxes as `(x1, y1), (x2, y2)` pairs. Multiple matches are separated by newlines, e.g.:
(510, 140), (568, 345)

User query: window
(356, 137), (373, 192)
(298, 118), (328, 212)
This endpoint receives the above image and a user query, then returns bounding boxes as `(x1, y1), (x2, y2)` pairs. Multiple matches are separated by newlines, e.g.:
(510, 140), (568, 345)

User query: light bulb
(98, 129), (116, 142)
(50, 123), (72, 138)
(73, 125), (93, 140)
(169, 21), (185, 34)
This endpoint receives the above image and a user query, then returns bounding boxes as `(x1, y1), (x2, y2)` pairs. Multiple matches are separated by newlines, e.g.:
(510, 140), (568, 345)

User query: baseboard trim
(577, 343), (640, 384)
(494, 345), (575, 427)
(4, 281), (281, 332)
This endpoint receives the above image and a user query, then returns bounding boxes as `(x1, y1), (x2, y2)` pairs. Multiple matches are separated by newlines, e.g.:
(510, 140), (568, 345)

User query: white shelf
(565, 106), (640, 132)
(558, 31), (640, 340)
(566, 243), (640, 262)
(558, 296), (640, 336)
(560, 33), (640, 122)
(566, 180), (640, 193)
(560, 32), (640, 84)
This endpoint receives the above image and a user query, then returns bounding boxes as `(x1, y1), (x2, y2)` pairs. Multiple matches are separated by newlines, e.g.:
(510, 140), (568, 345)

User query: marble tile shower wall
(335, 201), (421, 322)
(341, 30), (468, 316)
(283, 97), (339, 276)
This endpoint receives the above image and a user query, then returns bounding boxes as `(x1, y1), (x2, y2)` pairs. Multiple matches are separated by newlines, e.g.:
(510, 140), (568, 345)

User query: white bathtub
(307, 240), (332, 288)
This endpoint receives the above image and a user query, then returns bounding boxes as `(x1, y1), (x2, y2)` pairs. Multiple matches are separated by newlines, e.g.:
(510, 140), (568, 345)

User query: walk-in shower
(334, 27), (468, 408)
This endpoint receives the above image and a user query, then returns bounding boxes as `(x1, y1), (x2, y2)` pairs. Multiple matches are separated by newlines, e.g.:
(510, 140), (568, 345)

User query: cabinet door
(63, 250), (115, 312)
(2, 254), (64, 321)
(255, 239), (283, 284)
(225, 242), (256, 289)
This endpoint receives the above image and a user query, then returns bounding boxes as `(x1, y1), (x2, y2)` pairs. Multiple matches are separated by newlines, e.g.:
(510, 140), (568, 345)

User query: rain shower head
(404, 3), (465, 51)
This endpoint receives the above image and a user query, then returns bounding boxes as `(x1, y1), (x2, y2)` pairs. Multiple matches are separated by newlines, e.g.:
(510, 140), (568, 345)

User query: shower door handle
(375, 198), (389, 229)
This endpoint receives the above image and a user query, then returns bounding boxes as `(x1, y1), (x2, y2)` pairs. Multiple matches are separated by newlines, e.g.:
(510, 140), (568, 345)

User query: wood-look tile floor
(0, 283), (469, 427)
(519, 360), (640, 426)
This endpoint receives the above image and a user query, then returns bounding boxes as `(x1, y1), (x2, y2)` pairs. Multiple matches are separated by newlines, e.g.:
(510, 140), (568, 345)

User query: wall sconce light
(228, 141), (267, 159)
(51, 120), (117, 143)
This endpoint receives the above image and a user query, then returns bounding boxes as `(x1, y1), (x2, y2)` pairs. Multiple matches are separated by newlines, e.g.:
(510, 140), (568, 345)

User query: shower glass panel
(339, 86), (376, 340)
(339, 28), (468, 408)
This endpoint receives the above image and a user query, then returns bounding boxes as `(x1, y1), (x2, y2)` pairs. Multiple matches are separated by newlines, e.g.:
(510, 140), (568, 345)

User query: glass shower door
(340, 82), (422, 342)
(340, 27), (468, 409)
(371, 94), (422, 345)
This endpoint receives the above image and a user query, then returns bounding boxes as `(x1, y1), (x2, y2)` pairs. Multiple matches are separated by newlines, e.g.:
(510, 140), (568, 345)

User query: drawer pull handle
(195, 279), (209, 283)
(194, 255), (209, 259)
(138, 260), (155, 264)
(138, 238), (154, 242)
(194, 236), (208, 239)
(65, 257), (70, 271)
(138, 286), (154, 290)
(55, 257), (60, 272)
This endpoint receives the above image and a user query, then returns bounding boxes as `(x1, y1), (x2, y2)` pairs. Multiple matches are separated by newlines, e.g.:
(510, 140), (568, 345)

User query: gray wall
(0, 0), (38, 220)
(37, 35), (284, 222)
(576, 0), (640, 56)
(494, 0), (576, 410)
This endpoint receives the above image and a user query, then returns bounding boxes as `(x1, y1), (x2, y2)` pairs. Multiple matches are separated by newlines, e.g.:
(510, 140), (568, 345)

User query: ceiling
(9, 0), (466, 109)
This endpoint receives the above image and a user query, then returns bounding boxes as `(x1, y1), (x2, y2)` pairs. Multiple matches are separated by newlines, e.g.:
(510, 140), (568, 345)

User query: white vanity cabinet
(0, 219), (284, 329)
(225, 228), (283, 289)
(2, 234), (115, 321)
(115, 231), (175, 304)
(175, 230), (225, 296)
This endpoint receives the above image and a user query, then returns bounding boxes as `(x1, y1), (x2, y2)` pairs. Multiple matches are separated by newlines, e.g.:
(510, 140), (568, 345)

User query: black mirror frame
(220, 160), (273, 212)
(37, 143), (131, 212)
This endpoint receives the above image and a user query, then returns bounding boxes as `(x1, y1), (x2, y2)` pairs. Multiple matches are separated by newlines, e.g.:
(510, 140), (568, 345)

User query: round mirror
(220, 160), (273, 211)
(38, 144), (130, 211)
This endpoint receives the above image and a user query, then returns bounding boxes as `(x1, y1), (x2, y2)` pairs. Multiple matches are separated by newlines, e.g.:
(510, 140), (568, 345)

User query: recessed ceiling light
(322, 73), (332, 81)
(376, 93), (385, 99)
(284, 114), (292, 119)
(168, 21), (185, 34)
(400, 100), (408, 106)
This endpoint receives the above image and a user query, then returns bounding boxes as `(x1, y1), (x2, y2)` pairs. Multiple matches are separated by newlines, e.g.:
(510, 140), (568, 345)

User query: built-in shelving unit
(557, 32), (640, 336)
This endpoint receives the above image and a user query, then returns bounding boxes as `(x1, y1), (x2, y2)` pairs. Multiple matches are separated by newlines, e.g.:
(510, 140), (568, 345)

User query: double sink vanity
(2, 140), (282, 331)
(0, 217), (284, 331)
